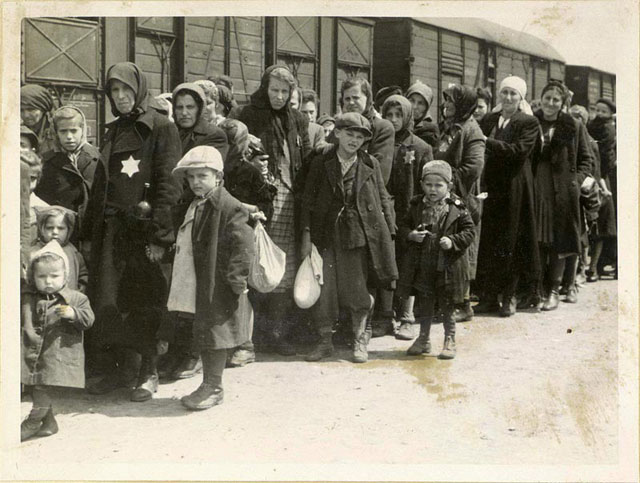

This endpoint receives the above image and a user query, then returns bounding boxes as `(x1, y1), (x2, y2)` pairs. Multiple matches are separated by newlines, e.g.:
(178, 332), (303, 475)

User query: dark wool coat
(36, 144), (101, 232)
(434, 116), (485, 223)
(477, 110), (541, 291)
(414, 117), (440, 150)
(397, 195), (475, 303)
(225, 162), (277, 221)
(587, 117), (616, 178)
(179, 120), (229, 159)
(388, 132), (433, 242)
(22, 286), (95, 388)
(301, 148), (398, 287)
(533, 111), (593, 254)
(171, 187), (255, 349)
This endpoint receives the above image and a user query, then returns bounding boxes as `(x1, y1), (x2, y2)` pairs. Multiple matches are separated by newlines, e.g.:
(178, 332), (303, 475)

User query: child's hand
(476, 192), (488, 200)
(56, 305), (76, 320)
(439, 236), (453, 250)
(250, 210), (267, 222)
(408, 229), (430, 243)
(156, 340), (169, 356)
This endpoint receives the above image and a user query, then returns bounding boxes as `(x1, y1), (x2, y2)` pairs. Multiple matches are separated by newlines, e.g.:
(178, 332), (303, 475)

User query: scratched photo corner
(2, 1), (638, 482)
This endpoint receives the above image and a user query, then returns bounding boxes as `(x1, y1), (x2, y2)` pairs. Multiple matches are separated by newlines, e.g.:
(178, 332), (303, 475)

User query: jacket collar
(105, 108), (156, 132)
(23, 285), (74, 303)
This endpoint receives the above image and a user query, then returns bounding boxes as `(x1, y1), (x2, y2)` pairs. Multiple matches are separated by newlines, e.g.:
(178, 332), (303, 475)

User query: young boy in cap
(163, 145), (254, 409)
(397, 160), (475, 359)
(301, 112), (397, 363)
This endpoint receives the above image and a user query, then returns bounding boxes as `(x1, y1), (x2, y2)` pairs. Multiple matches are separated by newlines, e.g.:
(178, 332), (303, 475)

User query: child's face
(42, 214), (69, 243)
(409, 93), (427, 121)
(33, 259), (66, 294)
(185, 168), (220, 197)
(56, 117), (84, 152)
(334, 128), (366, 157)
(322, 121), (335, 138)
(421, 174), (450, 202)
(20, 136), (34, 151)
(384, 106), (404, 132)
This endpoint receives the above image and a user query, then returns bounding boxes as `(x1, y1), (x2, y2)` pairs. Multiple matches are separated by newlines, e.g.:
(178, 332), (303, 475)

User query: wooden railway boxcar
(372, 17), (566, 122)
(565, 65), (616, 118)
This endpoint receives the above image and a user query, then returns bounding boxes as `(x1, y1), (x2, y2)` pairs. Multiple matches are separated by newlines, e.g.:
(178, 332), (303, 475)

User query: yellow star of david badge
(121, 155), (140, 178)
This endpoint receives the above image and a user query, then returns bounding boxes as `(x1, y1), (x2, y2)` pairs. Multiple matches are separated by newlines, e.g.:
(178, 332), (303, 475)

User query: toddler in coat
(21, 240), (95, 441)
(397, 161), (475, 359)
(163, 146), (255, 410)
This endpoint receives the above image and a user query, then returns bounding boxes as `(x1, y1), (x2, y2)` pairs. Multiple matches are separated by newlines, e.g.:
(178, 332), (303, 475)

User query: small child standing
(164, 145), (255, 410)
(21, 240), (95, 441)
(397, 161), (475, 359)
(31, 206), (88, 292)
(35, 106), (100, 243)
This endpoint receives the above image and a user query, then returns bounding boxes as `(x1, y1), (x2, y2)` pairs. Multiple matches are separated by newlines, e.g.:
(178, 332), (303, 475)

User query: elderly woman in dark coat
(587, 99), (617, 281)
(406, 80), (440, 150)
(231, 65), (310, 354)
(533, 81), (593, 310)
(83, 62), (182, 401)
(20, 84), (57, 155)
(434, 84), (486, 322)
(475, 76), (541, 317)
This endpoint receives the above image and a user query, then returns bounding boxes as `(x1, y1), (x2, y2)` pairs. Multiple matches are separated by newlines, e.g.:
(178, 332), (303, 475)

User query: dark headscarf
(443, 85), (478, 125)
(374, 85), (403, 111)
(21, 85), (54, 113)
(105, 62), (149, 118)
(381, 94), (414, 143)
(172, 82), (206, 136)
(249, 65), (297, 164)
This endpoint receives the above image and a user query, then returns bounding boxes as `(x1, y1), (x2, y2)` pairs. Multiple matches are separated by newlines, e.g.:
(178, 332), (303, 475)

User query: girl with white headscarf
(474, 76), (542, 317)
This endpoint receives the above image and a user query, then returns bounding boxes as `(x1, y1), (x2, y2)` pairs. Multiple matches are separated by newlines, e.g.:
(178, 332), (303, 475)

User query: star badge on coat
(121, 155), (140, 178)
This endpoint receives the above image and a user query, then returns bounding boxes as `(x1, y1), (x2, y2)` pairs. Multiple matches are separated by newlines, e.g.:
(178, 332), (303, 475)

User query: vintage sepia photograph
(1, 1), (638, 481)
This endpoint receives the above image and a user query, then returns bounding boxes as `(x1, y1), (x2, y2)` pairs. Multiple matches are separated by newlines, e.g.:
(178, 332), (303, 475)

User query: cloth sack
(293, 244), (323, 309)
(248, 221), (286, 293)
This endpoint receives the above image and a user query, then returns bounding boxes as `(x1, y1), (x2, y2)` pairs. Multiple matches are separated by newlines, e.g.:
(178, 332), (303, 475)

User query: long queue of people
(18, 61), (617, 442)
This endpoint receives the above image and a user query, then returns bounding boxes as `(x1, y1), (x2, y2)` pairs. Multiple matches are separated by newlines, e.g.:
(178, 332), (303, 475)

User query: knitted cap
(422, 160), (452, 183)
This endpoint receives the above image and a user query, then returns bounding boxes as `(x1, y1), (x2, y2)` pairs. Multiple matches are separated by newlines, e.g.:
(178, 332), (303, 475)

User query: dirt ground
(15, 278), (619, 472)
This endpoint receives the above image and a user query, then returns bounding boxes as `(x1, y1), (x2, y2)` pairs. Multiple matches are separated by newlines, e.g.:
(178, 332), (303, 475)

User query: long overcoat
(533, 110), (593, 254)
(171, 187), (255, 349)
(477, 110), (541, 292)
(397, 195), (475, 303)
(301, 148), (398, 287)
(22, 286), (95, 388)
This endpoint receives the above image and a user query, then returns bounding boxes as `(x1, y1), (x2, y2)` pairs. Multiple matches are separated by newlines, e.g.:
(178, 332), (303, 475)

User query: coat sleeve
(398, 199), (418, 243)
(79, 158), (105, 243)
(455, 132), (485, 195)
(224, 203), (255, 295)
(575, 122), (594, 185)
(485, 116), (540, 168)
(373, 157), (396, 237)
(448, 210), (476, 253)
(150, 118), (183, 247)
(369, 119), (395, 184)
(70, 292), (95, 331)
(74, 248), (89, 293)
(300, 156), (323, 232)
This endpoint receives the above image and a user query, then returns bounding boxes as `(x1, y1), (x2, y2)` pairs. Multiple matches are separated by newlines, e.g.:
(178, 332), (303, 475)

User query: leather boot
(21, 407), (48, 442)
(452, 301), (474, 322)
(131, 355), (159, 402)
(181, 383), (224, 410)
(305, 331), (334, 362)
(37, 406), (58, 437)
(565, 285), (578, 304)
(407, 323), (431, 356)
(352, 312), (369, 363)
(438, 335), (456, 360)
(542, 290), (560, 311)
(227, 347), (256, 367)
(172, 356), (203, 379)
(499, 295), (517, 317)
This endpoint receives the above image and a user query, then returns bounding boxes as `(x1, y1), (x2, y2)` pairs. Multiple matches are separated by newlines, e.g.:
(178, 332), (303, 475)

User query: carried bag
(248, 221), (286, 293)
(294, 244), (324, 309)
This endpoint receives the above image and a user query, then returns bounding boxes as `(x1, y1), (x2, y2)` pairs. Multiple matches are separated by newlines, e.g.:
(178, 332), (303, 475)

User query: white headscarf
(492, 76), (533, 116)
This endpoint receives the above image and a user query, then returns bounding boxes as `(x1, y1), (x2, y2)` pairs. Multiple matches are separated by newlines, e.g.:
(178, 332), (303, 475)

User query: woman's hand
(146, 243), (165, 263)
(408, 228), (430, 243)
(439, 236), (453, 250)
(248, 153), (269, 175)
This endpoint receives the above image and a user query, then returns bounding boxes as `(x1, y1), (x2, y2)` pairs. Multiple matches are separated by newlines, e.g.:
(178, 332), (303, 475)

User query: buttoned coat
(533, 110), (593, 254)
(301, 148), (398, 287)
(170, 187), (254, 349)
(397, 194), (475, 303)
(22, 286), (95, 388)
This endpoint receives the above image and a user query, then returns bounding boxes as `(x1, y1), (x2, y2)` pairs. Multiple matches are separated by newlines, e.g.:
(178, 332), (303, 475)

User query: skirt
(266, 178), (297, 292)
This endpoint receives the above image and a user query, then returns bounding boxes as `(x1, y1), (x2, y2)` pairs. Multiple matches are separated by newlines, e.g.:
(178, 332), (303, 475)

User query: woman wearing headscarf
(532, 81), (593, 310)
(587, 99), (617, 281)
(82, 62), (182, 401)
(434, 85), (486, 322)
(231, 65), (310, 354)
(380, 94), (433, 339)
(475, 76), (541, 317)
(20, 84), (57, 155)
(406, 80), (440, 150)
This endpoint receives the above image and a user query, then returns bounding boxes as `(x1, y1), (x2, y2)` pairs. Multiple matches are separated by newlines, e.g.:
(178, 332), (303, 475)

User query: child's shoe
(37, 407), (58, 437)
(541, 290), (560, 311)
(181, 383), (224, 410)
(407, 334), (431, 356)
(352, 334), (368, 363)
(305, 333), (334, 362)
(173, 356), (203, 379)
(20, 407), (48, 442)
(395, 322), (418, 340)
(227, 348), (256, 367)
(438, 335), (456, 360)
